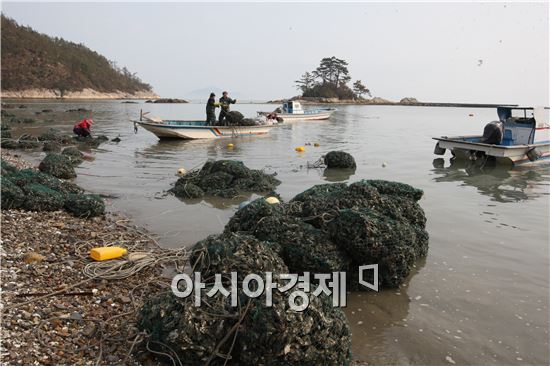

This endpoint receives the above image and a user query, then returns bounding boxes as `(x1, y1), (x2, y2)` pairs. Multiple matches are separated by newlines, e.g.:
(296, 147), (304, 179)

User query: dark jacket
(206, 96), (217, 113)
(219, 96), (236, 111)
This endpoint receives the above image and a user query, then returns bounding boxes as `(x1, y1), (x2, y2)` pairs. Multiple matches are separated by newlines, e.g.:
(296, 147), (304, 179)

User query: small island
(271, 57), (515, 108)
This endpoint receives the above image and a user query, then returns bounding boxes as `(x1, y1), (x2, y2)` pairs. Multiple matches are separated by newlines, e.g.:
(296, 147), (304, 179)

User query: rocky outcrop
(1, 88), (159, 100)
(400, 97), (420, 104)
(144, 98), (188, 104)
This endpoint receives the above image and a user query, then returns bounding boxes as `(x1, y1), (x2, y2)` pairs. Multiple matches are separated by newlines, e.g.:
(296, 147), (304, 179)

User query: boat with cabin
(132, 111), (277, 140)
(258, 100), (336, 122)
(433, 106), (550, 166)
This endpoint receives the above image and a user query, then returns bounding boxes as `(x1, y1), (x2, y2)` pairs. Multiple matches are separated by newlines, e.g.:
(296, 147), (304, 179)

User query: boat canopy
(282, 101), (304, 114)
(497, 106), (534, 122)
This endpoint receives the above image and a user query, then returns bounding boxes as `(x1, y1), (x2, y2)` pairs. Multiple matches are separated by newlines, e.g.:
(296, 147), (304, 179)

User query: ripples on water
(7, 100), (549, 365)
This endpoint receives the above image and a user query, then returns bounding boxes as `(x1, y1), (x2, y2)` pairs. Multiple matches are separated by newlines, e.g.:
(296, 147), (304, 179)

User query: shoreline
(268, 97), (518, 108)
(1, 88), (160, 100)
(0, 152), (371, 365)
(0, 151), (181, 365)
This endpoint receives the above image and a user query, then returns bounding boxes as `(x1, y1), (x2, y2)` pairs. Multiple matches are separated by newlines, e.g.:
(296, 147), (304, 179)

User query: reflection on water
(4, 100), (549, 365)
(323, 167), (356, 182)
(432, 157), (549, 203)
(345, 259), (426, 364)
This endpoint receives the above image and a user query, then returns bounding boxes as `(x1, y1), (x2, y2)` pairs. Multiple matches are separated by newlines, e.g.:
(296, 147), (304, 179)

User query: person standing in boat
(206, 92), (220, 125)
(218, 91), (237, 123)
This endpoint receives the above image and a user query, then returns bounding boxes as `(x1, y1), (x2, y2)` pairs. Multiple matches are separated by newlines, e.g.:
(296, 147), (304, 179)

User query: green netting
(208, 160), (251, 179)
(64, 194), (105, 218)
(139, 232), (352, 366)
(289, 181), (427, 230)
(61, 146), (84, 165)
(21, 183), (65, 211)
(327, 209), (420, 288)
(191, 232), (287, 281)
(1, 160), (18, 176)
(324, 151), (356, 169)
(224, 111), (245, 125)
(62, 146), (83, 158)
(171, 182), (204, 199)
(363, 179), (424, 201)
(38, 153), (76, 179)
(1, 178), (25, 209)
(225, 199), (349, 274)
(170, 160), (280, 200)
(200, 171), (234, 189)
(238, 289), (352, 366)
(289, 182), (382, 228)
(7, 169), (82, 195)
(377, 194), (427, 228)
(138, 291), (237, 366)
(43, 141), (62, 153)
(225, 198), (286, 233)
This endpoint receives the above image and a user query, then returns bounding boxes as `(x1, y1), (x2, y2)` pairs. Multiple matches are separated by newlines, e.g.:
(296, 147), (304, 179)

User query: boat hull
(433, 136), (550, 166)
(133, 120), (275, 139)
(258, 110), (335, 121)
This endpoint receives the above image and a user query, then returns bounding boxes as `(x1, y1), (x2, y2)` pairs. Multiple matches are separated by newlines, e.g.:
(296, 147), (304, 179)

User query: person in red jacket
(73, 118), (93, 137)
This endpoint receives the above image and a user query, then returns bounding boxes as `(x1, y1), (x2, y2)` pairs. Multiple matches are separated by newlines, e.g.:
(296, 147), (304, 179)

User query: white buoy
(265, 196), (280, 204)
(177, 168), (187, 176)
(382, 162), (387, 168)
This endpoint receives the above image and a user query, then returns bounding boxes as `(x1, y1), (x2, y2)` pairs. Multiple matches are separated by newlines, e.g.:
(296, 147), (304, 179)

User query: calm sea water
(6, 100), (549, 365)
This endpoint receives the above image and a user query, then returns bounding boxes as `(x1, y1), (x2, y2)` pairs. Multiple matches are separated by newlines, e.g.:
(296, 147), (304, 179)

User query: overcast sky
(2, 2), (548, 105)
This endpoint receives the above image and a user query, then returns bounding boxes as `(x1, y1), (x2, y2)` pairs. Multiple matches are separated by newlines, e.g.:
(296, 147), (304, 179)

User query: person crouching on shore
(73, 118), (93, 137)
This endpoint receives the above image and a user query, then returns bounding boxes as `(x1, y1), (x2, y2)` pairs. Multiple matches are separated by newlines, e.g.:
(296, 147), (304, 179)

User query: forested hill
(1, 16), (153, 96)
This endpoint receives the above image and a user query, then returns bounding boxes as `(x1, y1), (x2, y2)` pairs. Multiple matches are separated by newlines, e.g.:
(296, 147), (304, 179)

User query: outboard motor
(480, 121), (504, 144)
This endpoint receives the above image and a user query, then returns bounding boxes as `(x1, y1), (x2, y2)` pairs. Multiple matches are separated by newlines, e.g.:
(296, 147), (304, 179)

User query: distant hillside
(1, 16), (156, 98)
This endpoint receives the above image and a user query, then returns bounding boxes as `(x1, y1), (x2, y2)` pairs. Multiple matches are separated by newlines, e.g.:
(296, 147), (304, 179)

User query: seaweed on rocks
(61, 146), (84, 165)
(190, 232), (288, 280)
(43, 141), (62, 153)
(73, 135), (108, 148)
(363, 179), (424, 201)
(225, 198), (350, 274)
(17, 140), (41, 149)
(1, 178), (26, 209)
(7, 169), (82, 196)
(327, 209), (425, 288)
(324, 151), (357, 169)
(1, 159), (102, 217)
(38, 128), (72, 144)
(64, 194), (105, 218)
(227, 180), (428, 289)
(1, 139), (18, 149)
(170, 160), (280, 200)
(171, 182), (204, 199)
(38, 154), (76, 179)
(139, 232), (352, 366)
(1, 160), (18, 176)
(21, 183), (65, 211)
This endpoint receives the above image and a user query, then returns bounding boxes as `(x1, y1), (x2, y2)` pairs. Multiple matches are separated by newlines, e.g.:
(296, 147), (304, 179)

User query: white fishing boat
(132, 112), (278, 140)
(433, 106), (550, 166)
(258, 100), (336, 121)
